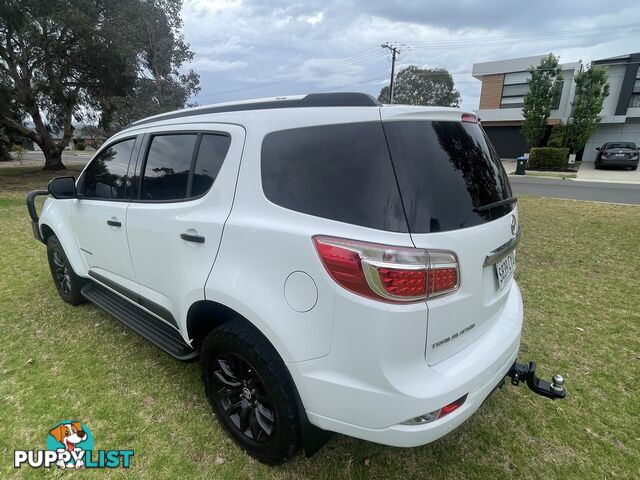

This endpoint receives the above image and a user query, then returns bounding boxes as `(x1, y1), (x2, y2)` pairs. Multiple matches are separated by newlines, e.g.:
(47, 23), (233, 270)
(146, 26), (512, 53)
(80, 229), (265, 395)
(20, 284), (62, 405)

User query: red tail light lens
(437, 394), (468, 419)
(429, 267), (458, 293)
(313, 236), (459, 303)
(377, 267), (427, 298)
(313, 241), (375, 298)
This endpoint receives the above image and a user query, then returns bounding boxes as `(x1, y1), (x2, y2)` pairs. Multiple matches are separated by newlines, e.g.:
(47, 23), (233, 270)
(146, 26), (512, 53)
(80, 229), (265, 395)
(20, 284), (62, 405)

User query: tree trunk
(42, 147), (66, 171)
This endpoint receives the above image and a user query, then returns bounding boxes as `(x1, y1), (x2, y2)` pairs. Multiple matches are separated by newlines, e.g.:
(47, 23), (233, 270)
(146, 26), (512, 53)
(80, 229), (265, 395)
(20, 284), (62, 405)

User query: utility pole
(381, 43), (399, 104)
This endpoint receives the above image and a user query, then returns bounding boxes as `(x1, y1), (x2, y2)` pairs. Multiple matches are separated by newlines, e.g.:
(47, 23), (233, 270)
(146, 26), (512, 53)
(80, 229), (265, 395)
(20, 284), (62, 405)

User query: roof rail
(129, 92), (381, 128)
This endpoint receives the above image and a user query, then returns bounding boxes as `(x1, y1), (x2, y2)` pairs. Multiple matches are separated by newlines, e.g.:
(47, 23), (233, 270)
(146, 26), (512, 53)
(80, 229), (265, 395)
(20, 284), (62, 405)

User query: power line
(400, 22), (640, 46)
(193, 48), (387, 98)
(192, 21), (639, 100)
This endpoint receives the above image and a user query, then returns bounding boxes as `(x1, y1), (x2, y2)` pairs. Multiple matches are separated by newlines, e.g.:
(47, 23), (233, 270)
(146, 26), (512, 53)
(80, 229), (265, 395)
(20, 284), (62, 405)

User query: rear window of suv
(383, 120), (513, 233)
(261, 122), (408, 232)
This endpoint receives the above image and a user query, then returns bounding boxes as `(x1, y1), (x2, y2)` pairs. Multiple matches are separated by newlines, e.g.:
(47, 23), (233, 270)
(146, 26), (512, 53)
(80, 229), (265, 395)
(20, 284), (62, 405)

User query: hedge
(527, 147), (570, 170)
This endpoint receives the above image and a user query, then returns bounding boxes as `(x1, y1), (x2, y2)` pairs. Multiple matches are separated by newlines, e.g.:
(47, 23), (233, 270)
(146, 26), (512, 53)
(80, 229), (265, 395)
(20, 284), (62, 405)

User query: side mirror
(48, 176), (76, 199)
(596, 147), (600, 151)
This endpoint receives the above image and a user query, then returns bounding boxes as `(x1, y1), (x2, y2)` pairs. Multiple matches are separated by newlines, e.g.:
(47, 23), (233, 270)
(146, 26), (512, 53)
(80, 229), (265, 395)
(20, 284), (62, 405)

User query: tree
(0, 0), (198, 170)
(378, 66), (460, 107)
(77, 125), (106, 149)
(565, 65), (609, 152)
(99, 0), (200, 132)
(521, 54), (563, 148)
(0, 125), (10, 161)
(0, 0), (138, 170)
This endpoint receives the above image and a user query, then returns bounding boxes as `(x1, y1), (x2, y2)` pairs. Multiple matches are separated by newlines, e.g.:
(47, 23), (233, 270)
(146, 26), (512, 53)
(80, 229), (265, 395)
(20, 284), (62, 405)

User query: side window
(83, 138), (136, 199)
(191, 134), (231, 197)
(261, 123), (408, 232)
(140, 134), (198, 201)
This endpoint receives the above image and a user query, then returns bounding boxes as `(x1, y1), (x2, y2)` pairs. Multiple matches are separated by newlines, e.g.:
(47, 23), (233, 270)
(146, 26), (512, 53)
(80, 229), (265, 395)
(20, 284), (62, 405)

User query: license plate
(495, 250), (516, 289)
(615, 153), (625, 157)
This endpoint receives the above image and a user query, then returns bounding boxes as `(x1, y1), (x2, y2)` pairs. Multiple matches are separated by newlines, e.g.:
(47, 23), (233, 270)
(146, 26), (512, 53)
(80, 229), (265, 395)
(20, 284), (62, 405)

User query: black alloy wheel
(212, 352), (276, 442)
(200, 319), (301, 464)
(46, 235), (85, 305)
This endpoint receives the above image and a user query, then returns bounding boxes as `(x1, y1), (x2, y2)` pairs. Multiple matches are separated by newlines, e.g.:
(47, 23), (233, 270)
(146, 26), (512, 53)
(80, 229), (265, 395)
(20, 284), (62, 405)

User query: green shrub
(76, 142), (85, 151)
(527, 147), (569, 170)
(547, 124), (568, 148)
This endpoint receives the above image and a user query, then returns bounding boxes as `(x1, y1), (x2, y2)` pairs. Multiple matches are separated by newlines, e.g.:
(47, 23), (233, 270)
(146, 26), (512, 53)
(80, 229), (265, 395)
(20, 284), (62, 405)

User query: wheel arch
(188, 299), (333, 457)
(40, 223), (55, 243)
(39, 221), (87, 278)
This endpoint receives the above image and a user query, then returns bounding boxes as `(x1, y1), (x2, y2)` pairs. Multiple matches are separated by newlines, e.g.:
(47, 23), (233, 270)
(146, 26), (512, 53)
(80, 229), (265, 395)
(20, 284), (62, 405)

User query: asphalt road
(510, 176), (640, 205)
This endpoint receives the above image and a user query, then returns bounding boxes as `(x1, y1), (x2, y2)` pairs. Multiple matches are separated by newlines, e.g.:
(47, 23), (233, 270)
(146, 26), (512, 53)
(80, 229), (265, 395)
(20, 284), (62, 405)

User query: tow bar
(506, 361), (566, 399)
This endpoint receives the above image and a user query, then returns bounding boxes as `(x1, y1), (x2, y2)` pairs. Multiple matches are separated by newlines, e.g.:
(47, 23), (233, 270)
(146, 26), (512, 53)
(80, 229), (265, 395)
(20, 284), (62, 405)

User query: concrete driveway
(576, 161), (640, 184)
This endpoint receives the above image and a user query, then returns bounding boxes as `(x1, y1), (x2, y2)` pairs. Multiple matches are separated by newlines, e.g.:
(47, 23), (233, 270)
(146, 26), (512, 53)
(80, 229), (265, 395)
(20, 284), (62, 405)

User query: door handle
(180, 233), (205, 243)
(107, 219), (122, 227)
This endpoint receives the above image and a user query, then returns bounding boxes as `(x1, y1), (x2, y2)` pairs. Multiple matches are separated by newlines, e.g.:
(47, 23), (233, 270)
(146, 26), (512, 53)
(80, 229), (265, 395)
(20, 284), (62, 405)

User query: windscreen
(383, 120), (513, 233)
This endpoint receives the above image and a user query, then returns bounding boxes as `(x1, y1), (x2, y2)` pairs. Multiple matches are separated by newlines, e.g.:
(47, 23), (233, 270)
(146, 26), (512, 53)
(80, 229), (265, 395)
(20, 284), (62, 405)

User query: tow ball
(506, 361), (566, 399)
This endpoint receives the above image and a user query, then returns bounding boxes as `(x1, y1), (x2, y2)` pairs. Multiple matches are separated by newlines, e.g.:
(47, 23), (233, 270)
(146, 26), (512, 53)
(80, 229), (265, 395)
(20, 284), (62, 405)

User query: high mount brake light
(461, 113), (478, 124)
(313, 236), (459, 303)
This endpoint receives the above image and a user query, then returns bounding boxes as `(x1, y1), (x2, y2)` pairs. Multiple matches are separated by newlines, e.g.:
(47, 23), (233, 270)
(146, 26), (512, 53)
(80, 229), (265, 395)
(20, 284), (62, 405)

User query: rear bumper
(291, 281), (523, 447)
(598, 158), (638, 167)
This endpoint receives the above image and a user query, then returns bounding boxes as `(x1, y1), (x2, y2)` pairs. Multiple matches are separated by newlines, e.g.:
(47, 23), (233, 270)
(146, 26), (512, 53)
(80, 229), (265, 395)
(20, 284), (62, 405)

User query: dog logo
(47, 421), (92, 469)
(14, 420), (133, 469)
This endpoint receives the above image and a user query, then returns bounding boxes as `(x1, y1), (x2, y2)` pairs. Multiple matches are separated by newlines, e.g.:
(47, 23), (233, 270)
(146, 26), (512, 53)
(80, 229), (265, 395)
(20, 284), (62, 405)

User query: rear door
(381, 108), (518, 365)
(125, 124), (244, 331)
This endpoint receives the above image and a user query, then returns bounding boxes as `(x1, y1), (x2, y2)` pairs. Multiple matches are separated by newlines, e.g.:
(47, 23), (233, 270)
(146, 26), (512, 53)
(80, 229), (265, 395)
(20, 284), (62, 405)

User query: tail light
(602, 150), (610, 157)
(313, 236), (459, 303)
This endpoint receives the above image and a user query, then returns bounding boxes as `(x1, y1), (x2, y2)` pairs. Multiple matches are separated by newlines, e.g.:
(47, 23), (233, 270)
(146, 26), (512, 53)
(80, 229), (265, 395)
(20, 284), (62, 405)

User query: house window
(500, 71), (562, 109)
(501, 72), (528, 108)
(629, 71), (640, 108)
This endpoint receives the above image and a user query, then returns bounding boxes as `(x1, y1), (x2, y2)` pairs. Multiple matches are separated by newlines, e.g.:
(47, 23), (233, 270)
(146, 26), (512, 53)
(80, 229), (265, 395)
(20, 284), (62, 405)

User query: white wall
(599, 64), (626, 121)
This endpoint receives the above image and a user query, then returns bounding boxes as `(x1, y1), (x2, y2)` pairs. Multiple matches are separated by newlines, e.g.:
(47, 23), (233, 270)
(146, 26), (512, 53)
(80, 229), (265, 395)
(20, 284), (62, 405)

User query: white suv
(27, 93), (565, 464)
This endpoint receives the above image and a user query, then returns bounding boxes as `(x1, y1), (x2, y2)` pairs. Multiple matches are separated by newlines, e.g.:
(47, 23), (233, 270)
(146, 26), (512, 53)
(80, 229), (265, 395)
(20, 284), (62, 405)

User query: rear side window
(140, 134), (198, 200)
(83, 138), (135, 199)
(383, 120), (513, 233)
(139, 133), (231, 201)
(192, 134), (231, 197)
(261, 122), (408, 232)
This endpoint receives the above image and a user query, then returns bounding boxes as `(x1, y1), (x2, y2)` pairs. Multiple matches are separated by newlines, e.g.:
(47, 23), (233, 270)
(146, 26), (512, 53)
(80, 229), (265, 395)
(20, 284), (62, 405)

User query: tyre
(594, 161), (601, 169)
(46, 235), (85, 305)
(200, 319), (301, 465)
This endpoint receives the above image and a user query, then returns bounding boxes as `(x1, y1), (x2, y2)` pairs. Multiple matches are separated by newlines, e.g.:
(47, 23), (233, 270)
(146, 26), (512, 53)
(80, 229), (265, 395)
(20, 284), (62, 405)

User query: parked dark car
(595, 142), (639, 170)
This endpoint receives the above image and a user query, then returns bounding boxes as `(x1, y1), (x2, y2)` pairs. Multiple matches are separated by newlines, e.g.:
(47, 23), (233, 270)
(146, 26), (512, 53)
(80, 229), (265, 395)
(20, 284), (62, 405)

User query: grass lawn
(1, 167), (638, 479)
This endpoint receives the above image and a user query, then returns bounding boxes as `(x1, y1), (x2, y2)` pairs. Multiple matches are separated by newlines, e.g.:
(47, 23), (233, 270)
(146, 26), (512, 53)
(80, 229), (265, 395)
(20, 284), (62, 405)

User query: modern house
(472, 52), (640, 161)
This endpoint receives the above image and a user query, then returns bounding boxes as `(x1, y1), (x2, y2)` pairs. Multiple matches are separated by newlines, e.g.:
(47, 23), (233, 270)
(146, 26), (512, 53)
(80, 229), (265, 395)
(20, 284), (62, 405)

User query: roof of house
(593, 52), (640, 65)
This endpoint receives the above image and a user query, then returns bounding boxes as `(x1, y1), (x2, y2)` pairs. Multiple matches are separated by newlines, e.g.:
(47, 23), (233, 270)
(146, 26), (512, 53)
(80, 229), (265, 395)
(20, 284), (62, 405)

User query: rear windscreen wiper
(473, 197), (518, 213)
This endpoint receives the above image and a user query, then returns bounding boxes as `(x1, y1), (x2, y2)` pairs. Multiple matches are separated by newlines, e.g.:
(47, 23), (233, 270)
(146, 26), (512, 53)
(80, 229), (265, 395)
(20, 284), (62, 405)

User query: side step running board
(81, 282), (198, 361)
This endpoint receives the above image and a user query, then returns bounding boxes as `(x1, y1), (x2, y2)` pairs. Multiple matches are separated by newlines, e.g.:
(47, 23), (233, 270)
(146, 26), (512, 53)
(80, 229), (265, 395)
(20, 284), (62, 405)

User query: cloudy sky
(181, 0), (640, 110)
